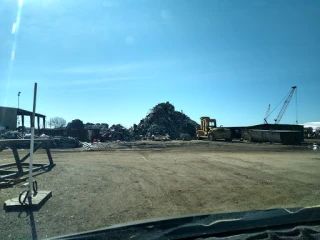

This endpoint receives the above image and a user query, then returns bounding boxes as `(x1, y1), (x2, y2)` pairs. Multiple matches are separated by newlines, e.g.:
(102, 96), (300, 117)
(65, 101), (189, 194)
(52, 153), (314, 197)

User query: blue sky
(1, 0), (319, 128)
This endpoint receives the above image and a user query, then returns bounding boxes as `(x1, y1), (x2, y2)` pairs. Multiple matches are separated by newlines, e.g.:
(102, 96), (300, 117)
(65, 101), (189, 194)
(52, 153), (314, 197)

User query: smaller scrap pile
(51, 136), (82, 148)
(0, 131), (23, 139)
(133, 102), (199, 140)
(100, 124), (130, 141)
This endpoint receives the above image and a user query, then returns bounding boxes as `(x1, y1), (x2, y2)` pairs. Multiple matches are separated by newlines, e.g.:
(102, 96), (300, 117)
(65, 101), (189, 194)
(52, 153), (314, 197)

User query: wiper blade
(160, 206), (320, 239)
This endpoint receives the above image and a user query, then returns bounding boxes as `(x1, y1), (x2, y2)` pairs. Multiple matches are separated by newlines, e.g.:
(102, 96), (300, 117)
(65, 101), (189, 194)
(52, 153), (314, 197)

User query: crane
(264, 86), (298, 125)
(274, 86), (297, 124)
(264, 104), (270, 124)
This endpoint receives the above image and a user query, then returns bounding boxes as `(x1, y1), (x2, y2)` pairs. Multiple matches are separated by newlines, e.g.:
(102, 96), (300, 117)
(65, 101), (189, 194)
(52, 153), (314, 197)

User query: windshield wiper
(47, 206), (320, 240)
(159, 206), (320, 239)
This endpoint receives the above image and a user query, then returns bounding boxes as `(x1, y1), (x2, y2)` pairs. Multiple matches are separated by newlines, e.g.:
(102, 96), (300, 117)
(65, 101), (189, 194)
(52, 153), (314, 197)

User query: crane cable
(265, 89), (291, 120)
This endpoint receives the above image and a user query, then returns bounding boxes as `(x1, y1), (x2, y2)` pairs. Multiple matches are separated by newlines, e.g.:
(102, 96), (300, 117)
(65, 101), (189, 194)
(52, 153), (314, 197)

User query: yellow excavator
(196, 117), (233, 141)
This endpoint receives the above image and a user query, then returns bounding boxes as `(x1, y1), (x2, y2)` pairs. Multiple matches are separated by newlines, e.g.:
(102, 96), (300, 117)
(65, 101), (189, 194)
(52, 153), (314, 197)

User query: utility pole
(18, 91), (21, 108)
(17, 92), (21, 127)
(28, 83), (37, 197)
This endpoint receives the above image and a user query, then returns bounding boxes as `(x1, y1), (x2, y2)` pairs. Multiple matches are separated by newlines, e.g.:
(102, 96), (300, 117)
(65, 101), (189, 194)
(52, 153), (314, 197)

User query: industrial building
(0, 106), (46, 131)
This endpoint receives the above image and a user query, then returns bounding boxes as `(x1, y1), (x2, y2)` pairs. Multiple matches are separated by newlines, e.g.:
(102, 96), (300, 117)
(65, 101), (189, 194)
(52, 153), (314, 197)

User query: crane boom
(274, 86), (296, 124)
(264, 104), (270, 124)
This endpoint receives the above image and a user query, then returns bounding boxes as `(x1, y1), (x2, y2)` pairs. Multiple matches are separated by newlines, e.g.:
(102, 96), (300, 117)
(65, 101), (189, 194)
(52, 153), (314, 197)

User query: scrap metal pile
(51, 136), (82, 148)
(0, 132), (82, 149)
(1, 102), (199, 146)
(0, 131), (23, 139)
(132, 102), (199, 140)
(100, 124), (130, 141)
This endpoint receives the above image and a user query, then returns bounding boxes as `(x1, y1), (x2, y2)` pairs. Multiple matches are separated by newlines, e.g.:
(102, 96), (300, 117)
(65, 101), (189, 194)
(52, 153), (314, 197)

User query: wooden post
(43, 117), (46, 129)
(12, 147), (23, 174)
(46, 148), (54, 165)
(37, 116), (40, 130)
(22, 114), (25, 133)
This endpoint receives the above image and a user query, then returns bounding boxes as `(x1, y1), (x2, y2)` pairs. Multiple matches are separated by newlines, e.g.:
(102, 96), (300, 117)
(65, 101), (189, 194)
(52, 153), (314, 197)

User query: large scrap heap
(132, 102), (199, 139)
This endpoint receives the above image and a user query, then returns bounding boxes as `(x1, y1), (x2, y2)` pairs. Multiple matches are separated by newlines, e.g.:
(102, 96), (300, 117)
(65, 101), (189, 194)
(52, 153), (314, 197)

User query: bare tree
(49, 117), (67, 128)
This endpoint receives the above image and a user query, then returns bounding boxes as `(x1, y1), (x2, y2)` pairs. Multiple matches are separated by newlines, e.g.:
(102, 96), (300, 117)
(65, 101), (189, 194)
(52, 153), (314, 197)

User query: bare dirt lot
(1, 140), (320, 239)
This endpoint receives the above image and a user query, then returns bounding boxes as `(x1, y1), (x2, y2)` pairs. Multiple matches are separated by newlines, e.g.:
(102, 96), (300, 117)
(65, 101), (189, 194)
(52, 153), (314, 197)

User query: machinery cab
(198, 117), (216, 133)
(196, 117), (232, 141)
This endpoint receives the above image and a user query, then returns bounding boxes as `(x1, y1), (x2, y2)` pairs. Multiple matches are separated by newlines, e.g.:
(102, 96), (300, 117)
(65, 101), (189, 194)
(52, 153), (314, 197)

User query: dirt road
(1, 141), (319, 239)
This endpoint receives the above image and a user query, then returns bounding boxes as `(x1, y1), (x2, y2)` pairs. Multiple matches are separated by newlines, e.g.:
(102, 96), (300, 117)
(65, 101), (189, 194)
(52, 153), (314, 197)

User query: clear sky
(1, 0), (319, 128)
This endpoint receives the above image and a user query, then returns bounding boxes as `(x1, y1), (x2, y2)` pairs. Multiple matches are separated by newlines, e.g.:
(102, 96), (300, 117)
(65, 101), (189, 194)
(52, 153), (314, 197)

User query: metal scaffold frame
(0, 139), (55, 185)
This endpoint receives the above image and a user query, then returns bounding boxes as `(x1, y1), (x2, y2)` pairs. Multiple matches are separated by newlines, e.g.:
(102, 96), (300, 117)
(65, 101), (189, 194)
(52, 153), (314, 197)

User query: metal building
(243, 123), (304, 144)
(0, 106), (46, 130)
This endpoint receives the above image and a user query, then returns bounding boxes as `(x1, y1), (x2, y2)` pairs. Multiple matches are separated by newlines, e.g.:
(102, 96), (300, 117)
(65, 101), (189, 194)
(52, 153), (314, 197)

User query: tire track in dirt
(144, 151), (231, 212)
(132, 152), (178, 211)
(204, 155), (319, 188)
(187, 155), (320, 208)
(212, 153), (320, 179)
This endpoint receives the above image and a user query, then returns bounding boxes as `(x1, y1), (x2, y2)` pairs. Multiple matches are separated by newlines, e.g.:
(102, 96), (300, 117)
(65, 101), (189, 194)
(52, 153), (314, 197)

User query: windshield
(209, 122), (216, 127)
(1, 0), (320, 239)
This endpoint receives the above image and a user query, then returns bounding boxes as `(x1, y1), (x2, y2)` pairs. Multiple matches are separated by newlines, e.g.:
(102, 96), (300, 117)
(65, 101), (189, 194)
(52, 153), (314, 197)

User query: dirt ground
(0, 140), (319, 239)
